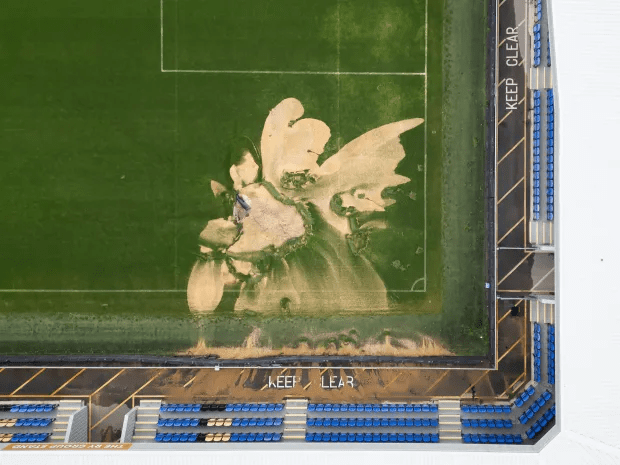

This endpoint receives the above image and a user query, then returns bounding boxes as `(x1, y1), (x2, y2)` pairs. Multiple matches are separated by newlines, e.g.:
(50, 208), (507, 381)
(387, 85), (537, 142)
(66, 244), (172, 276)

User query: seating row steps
(518, 391), (553, 424)
(526, 405), (556, 439)
(0, 433), (50, 443)
(307, 417), (438, 428)
(305, 432), (439, 443)
(159, 403), (284, 413)
(548, 324), (556, 384)
(0, 404), (57, 413)
(0, 418), (55, 428)
(463, 433), (523, 444)
(154, 432), (282, 443)
(514, 386), (536, 408)
(308, 403), (438, 413)
(461, 419), (512, 429)
(461, 405), (511, 414)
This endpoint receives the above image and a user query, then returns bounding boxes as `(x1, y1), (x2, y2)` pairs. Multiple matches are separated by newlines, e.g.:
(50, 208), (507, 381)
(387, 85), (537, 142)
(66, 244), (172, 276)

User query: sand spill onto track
(179, 331), (452, 358)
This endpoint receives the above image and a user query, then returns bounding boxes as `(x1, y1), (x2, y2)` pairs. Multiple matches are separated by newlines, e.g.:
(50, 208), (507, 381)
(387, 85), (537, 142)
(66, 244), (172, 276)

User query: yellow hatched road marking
(424, 370), (450, 395)
(498, 252), (533, 285)
(11, 369), (46, 395)
(51, 369), (85, 396)
(498, 336), (524, 363)
(499, 217), (525, 244)
(498, 177), (524, 204)
(498, 137), (525, 164)
(90, 369), (126, 397)
(90, 370), (163, 431)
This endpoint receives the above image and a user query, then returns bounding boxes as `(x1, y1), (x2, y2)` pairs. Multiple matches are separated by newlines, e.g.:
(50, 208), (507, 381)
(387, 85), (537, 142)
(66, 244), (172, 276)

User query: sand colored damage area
(227, 184), (305, 257)
(179, 331), (452, 358)
(185, 97), (427, 355)
(187, 98), (424, 318)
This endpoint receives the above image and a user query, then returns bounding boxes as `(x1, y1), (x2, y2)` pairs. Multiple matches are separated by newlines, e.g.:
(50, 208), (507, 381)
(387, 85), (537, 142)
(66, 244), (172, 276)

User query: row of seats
(154, 432), (282, 443)
(0, 404), (57, 413)
(463, 433), (523, 444)
(160, 404), (224, 413)
(0, 418), (55, 428)
(305, 432), (439, 443)
(532, 90), (543, 220)
(4, 433), (50, 443)
(461, 404), (511, 414)
(533, 22), (542, 67)
(535, 0), (542, 22)
(229, 432), (281, 442)
(157, 417), (283, 428)
(547, 36), (552, 67)
(226, 403), (283, 412)
(159, 403), (284, 413)
(307, 417), (439, 428)
(514, 386), (536, 408)
(461, 419), (513, 429)
(546, 89), (555, 221)
(548, 325), (556, 384)
(518, 391), (552, 424)
(308, 403), (438, 413)
(533, 323), (542, 381)
(526, 405), (556, 439)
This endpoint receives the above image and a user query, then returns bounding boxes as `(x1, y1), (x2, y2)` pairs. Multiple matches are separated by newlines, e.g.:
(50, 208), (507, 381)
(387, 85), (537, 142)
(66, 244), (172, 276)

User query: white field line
(0, 290), (186, 293)
(422, 0), (428, 293)
(162, 69), (426, 76)
(0, 289), (423, 293)
(160, 0), (164, 71)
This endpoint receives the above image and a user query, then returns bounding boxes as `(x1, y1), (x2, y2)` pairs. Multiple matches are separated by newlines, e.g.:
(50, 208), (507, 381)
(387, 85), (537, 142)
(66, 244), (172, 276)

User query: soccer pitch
(0, 0), (488, 358)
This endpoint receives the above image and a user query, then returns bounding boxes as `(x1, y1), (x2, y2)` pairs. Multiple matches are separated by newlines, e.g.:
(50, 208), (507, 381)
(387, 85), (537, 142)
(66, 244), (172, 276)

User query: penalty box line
(160, 1), (426, 77)
(160, 0), (429, 293)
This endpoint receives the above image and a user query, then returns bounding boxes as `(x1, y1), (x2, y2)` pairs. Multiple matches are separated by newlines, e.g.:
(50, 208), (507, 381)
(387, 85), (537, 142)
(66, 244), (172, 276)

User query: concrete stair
(131, 399), (161, 442)
(437, 399), (462, 442)
(51, 399), (83, 442)
(282, 398), (308, 441)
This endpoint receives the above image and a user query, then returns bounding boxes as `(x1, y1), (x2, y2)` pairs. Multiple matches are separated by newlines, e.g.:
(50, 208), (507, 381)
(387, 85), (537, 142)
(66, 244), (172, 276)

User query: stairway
(51, 399), (83, 443)
(131, 399), (161, 442)
(437, 399), (462, 442)
(282, 398), (308, 441)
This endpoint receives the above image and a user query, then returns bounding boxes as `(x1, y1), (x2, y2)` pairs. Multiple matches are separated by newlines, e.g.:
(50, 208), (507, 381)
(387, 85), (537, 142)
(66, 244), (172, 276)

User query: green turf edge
(436, 0), (490, 355)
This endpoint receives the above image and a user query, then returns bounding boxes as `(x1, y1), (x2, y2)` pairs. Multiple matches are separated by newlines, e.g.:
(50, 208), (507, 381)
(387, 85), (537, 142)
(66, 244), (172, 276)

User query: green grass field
(0, 0), (488, 357)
